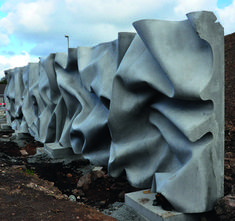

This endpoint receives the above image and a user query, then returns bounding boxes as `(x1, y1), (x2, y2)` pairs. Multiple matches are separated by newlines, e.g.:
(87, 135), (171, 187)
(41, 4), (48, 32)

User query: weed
(25, 168), (34, 175)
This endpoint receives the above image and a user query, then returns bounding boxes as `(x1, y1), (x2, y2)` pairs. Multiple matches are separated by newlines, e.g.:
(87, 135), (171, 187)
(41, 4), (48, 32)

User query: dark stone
(214, 194), (235, 221)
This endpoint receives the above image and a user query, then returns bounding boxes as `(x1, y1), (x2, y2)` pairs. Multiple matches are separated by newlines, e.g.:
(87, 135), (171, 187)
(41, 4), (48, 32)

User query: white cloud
(0, 52), (38, 78)
(65, 0), (173, 23)
(0, 33), (9, 45)
(16, 0), (55, 32)
(0, 0), (56, 35)
(0, 15), (14, 35)
(216, 0), (235, 34)
(174, 0), (217, 15)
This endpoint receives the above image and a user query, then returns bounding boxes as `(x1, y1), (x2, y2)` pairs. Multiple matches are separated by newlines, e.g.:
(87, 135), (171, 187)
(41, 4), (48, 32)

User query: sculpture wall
(4, 11), (224, 213)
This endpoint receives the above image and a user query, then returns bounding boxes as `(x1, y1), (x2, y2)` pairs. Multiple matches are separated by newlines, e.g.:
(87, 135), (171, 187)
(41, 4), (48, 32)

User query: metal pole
(65, 35), (69, 49)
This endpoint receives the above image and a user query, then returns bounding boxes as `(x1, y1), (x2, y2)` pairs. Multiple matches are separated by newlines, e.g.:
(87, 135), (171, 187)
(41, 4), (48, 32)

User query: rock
(77, 170), (105, 190)
(66, 173), (72, 178)
(110, 184), (117, 190)
(72, 189), (85, 197)
(20, 149), (28, 156)
(11, 165), (26, 170)
(92, 170), (105, 181)
(77, 174), (91, 190)
(231, 185), (235, 194)
(100, 200), (106, 206)
(69, 195), (77, 202)
(118, 191), (125, 200)
(92, 166), (103, 171)
(215, 194), (235, 220)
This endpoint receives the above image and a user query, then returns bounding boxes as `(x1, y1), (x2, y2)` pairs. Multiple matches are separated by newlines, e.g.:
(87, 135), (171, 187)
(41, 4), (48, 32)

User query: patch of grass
(25, 168), (34, 175)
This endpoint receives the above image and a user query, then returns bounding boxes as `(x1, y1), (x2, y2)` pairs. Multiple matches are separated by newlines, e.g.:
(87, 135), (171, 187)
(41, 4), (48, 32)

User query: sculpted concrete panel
(4, 11), (224, 213)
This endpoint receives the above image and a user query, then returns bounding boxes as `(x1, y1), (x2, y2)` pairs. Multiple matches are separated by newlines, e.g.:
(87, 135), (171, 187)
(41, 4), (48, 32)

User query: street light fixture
(65, 35), (69, 49)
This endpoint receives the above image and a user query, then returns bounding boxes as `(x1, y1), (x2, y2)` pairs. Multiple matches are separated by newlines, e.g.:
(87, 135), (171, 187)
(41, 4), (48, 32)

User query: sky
(0, 0), (234, 78)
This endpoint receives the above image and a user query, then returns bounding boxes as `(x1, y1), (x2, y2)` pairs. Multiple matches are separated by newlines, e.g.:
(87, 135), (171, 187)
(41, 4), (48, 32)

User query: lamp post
(65, 35), (69, 49)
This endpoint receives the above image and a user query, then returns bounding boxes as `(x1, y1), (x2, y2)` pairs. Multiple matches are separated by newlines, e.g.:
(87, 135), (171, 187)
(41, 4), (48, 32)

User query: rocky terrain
(214, 32), (235, 221)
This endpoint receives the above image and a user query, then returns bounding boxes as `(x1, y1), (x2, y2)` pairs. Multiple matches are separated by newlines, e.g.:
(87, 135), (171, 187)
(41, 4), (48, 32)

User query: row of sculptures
(5, 11), (224, 213)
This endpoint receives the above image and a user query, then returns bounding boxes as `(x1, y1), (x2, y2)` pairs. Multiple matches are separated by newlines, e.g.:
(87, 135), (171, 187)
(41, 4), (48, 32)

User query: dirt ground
(0, 164), (116, 221)
(0, 130), (141, 220)
(224, 32), (235, 198)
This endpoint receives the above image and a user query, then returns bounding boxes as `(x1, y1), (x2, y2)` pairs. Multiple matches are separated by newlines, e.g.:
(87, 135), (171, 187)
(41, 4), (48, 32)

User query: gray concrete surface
(44, 143), (75, 159)
(125, 190), (201, 221)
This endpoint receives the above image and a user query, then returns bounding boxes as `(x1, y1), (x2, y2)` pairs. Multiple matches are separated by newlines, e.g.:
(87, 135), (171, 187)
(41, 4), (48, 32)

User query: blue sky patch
(217, 0), (233, 8)
(0, 1), (7, 18)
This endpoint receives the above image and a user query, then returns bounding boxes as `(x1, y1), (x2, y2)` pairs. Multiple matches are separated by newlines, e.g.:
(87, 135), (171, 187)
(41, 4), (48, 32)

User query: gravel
(102, 202), (146, 221)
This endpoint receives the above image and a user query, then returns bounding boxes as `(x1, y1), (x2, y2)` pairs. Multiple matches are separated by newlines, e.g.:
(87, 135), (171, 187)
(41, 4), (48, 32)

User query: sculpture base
(0, 124), (13, 134)
(44, 143), (85, 162)
(125, 190), (202, 221)
(13, 130), (32, 139)
(0, 123), (12, 130)
(44, 143), (75, 158)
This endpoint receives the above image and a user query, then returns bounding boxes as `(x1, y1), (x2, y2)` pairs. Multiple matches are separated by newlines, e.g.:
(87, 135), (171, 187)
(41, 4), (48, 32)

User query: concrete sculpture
(4, 11), (224, 213)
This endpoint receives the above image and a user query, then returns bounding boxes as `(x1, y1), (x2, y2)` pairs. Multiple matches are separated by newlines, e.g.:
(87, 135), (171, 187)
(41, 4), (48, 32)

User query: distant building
(0, 84), (6, 104)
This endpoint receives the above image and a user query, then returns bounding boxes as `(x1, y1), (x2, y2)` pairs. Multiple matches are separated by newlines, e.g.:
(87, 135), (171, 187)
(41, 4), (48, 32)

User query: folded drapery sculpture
(4, 11), (224, 213)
